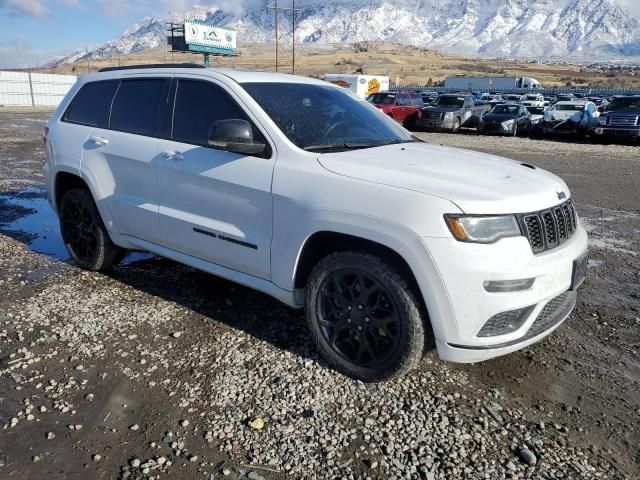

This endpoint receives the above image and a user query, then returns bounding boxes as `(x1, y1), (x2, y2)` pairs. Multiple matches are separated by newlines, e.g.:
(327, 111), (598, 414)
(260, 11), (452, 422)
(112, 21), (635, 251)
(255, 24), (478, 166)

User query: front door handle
(161, 150), (185, 161)
(90, 136), (109, 146)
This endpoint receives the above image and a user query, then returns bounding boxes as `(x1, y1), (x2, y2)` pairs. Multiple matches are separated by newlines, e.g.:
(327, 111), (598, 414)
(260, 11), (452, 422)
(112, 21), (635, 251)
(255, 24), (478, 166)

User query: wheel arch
(53, 168), (120, 238)
(294, 231), (420, 295)
(54, 170), (89, 211)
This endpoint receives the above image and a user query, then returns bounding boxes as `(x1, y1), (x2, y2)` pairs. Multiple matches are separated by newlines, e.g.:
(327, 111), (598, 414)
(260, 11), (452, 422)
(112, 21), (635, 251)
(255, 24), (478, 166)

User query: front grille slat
(518, 199), (577, 254)
(609, 115), (639, 127)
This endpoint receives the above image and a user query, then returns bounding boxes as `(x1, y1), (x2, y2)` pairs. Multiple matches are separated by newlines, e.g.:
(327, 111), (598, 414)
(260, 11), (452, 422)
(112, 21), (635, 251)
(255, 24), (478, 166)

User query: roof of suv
(82, 65), (327, 86)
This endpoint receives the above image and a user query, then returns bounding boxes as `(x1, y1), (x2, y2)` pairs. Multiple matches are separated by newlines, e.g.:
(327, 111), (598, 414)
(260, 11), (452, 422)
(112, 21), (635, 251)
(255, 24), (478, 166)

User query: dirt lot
(0, 110), (638, 479)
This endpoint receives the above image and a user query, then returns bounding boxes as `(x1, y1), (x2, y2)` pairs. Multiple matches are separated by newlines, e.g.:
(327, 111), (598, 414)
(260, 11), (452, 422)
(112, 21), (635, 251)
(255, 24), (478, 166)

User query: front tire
(305, 252), (426, 382)
(59, 188), (125, 271)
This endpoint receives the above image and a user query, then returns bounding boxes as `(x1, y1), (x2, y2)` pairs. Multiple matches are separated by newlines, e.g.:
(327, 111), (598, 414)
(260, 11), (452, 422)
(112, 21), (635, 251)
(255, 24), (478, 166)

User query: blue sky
(0, 0), (183, 68)
(1, 0), (639, 68)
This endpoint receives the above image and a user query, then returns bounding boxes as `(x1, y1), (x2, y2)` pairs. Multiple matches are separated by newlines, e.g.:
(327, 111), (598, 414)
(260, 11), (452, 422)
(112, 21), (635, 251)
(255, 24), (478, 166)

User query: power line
(267, 1), (303, 74)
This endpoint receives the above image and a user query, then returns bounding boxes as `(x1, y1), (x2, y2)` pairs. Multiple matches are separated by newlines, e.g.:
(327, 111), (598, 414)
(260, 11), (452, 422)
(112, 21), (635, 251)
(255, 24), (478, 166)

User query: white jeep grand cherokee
(44, 65), (588, 382)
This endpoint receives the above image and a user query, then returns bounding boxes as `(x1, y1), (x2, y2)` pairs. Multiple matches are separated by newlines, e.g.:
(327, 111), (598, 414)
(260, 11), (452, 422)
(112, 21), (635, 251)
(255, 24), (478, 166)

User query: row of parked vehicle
(367, 90), (640, 143)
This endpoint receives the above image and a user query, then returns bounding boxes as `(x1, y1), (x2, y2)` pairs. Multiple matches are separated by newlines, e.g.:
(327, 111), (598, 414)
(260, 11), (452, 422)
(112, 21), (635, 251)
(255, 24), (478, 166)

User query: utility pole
(267, 1), (303, 73)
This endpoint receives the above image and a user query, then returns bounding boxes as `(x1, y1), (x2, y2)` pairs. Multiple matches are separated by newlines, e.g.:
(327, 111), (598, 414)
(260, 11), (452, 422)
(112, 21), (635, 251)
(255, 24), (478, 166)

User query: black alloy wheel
(59, 188), (125, 270)
(61, 196), (99, 262)
(305, 252), (427, 382)
(317, 269), (401, 368)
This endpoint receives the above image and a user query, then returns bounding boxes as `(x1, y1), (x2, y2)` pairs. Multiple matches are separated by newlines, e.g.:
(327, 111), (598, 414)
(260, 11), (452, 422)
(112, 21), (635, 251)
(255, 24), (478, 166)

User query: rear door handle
(161, 150), (185, 160)
(90, 136), (109, 146)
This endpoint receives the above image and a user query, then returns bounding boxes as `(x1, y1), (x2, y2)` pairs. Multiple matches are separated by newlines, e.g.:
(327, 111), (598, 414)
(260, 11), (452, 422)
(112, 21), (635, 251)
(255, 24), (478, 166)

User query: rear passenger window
(64, 80), (119, 128)
(110, 79), (167, 136)
(173, 79), (258, 147)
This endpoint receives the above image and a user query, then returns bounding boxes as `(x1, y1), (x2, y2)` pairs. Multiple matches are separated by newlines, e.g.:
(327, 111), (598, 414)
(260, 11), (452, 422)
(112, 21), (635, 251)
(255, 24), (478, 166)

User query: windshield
(491, 105), (519, 114)
(525, 95), (539, 100)
(607, 97), (640, 112)
(242, 82), (415, 151)
(432, 96), (464, 107)
(554, 104), (583, 111)
(369, 93), (396, 105)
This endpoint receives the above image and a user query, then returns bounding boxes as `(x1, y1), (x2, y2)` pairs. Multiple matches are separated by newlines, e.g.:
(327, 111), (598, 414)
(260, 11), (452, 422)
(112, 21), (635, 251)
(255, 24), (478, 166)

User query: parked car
(44, 65), (588, 381)
(543, 101), (598, 138)
(478, 94), (504, 103)
(521, 93), (545, 108)
(591, 95), (640, 142)
(477, 103), (531, 136)
(502, 94), (523, 102)
(417, 94), (490, 132)
(526, 106), (547, 138)
(371, 91), (424, 129)
(553, 94), (576, 104)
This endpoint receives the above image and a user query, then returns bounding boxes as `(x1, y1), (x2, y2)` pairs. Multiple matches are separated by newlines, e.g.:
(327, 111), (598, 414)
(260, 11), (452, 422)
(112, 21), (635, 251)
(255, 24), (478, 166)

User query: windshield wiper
(304, 139), (421, 153)
(303, 143), (371, 153)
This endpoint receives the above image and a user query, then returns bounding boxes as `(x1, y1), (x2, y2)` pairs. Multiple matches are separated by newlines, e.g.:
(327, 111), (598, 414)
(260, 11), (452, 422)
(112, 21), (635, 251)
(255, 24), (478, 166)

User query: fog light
(478, 305), (535, 337)
(483, 278), (535, 293)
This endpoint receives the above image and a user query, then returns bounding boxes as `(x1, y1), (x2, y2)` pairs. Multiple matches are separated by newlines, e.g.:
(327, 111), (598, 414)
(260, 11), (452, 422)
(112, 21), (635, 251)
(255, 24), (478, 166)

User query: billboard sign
(184, 21), (236, 54)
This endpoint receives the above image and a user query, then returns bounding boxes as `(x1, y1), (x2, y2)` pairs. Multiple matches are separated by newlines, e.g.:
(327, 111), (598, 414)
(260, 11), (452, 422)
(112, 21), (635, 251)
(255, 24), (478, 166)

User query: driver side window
(172, 79), (268, 154)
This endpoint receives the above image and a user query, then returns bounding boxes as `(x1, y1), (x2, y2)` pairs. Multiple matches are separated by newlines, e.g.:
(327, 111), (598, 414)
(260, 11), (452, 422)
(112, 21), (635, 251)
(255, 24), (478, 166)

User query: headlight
(444, 215), (522, 243)
(444, 112), (453, 120)
(599, 116), (607, 125)
(502, 119), (514, 128)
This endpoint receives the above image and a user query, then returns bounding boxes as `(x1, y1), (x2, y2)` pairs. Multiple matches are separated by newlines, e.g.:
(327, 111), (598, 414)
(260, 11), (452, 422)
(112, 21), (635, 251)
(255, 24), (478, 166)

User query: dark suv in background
(592, 96), (640, 142)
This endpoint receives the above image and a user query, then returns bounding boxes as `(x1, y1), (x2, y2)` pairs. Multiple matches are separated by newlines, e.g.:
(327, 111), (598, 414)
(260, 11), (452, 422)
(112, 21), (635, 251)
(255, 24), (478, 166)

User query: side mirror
(208, 119), (266, 156)
(597, 106), (604, 113)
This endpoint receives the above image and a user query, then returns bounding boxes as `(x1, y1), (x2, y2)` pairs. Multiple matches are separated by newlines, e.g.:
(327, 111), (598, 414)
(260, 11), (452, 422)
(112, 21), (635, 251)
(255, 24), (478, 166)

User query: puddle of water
(0, 190), (68, 259)
(0, 189), (154, 265)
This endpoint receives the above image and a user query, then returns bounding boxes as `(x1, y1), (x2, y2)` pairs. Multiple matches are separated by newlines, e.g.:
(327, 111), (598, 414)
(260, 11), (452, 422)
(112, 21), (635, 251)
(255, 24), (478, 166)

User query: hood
(317, 143), (570, 215)
(546, 110), (583, 122)
(482, 113), (517, 122)
(422, 105), (462, 113)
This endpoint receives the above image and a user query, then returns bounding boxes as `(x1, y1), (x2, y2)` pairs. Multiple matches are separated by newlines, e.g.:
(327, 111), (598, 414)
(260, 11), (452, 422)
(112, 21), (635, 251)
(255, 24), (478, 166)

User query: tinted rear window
(64, 80), (119, 128)
(110, 79), (167, 136)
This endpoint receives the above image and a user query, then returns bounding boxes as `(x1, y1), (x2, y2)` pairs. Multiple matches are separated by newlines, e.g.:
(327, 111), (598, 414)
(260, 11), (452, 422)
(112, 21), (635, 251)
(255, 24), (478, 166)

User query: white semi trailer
(445, 76), (541, 90)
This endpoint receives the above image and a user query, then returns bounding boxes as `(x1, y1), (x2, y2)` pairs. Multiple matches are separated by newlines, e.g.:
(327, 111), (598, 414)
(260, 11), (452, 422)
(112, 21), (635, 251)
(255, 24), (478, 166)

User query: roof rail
(97, 63), (206, 73)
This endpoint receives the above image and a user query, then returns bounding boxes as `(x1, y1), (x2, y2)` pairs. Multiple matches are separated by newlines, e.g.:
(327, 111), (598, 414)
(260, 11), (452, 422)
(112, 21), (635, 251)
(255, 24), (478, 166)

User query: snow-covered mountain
(54, 0), (640, 64)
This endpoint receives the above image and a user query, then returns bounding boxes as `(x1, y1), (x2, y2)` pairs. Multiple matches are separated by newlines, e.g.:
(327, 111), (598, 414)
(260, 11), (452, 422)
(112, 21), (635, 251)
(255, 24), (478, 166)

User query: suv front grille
(421, 111), (443, 120)
(518, 199), (577, 254)
(608, 115), (639, 127)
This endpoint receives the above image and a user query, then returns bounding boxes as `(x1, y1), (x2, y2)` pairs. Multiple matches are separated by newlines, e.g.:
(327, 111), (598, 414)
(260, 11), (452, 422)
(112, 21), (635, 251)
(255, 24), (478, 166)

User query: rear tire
(305, 251), (426, 382)
(59, 188), (125, 271)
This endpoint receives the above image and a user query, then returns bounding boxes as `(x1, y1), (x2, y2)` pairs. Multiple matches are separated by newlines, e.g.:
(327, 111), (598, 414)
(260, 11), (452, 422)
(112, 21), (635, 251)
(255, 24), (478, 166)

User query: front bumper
(418, 222), (588, 363)
(592, 126), (640, 138)
(417, 118), (456, 130)
(479, 122), (512, 135)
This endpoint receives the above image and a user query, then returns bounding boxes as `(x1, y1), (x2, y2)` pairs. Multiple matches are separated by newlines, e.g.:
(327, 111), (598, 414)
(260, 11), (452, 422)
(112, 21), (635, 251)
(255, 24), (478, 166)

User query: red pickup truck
(370, 91), (424, 129)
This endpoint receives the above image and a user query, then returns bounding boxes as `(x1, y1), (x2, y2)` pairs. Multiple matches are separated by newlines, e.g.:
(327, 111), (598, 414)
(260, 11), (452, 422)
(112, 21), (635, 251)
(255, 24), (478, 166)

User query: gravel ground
(1, 111), (639, 479)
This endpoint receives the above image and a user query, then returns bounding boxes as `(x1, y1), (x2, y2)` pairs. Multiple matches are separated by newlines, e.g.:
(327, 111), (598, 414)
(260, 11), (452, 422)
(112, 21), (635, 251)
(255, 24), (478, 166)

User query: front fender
(270, 209), (456, 341)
